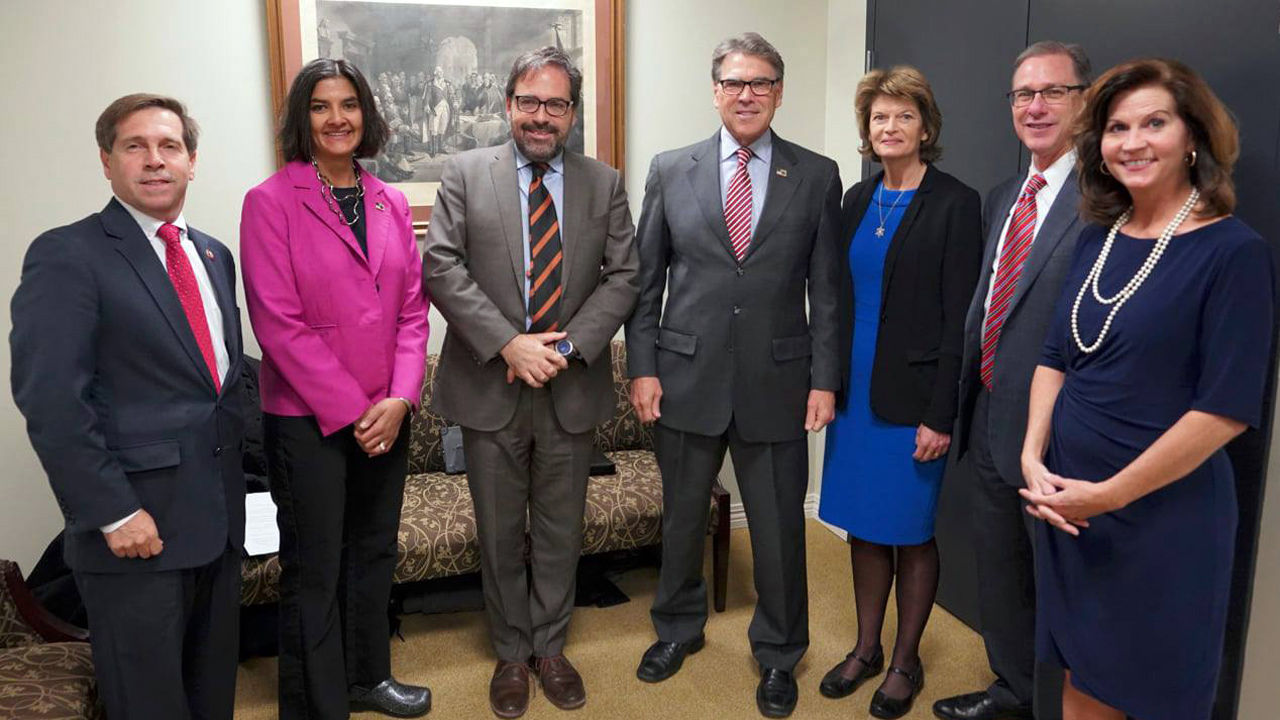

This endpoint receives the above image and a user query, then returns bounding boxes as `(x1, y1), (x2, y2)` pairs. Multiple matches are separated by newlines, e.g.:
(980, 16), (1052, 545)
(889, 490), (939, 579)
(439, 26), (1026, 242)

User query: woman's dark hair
(279, 58), (389, 162)
(1075, 58), (1238, 225)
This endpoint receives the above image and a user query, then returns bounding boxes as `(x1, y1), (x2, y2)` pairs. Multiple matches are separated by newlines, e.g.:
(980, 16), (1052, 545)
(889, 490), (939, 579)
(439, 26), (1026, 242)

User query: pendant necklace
(875, 182), (905, 237)
(1070, 187), (1200, 353)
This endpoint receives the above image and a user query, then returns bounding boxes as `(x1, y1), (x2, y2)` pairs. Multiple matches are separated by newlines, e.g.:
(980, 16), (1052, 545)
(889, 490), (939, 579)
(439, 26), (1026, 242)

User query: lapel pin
(375, 202), (386, 211)
(776, 168), (788, 178)
(205, 249), (215, 260)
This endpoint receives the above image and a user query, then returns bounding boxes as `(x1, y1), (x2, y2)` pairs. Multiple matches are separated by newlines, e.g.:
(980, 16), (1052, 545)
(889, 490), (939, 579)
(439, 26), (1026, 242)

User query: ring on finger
(378, 441), (387, 452)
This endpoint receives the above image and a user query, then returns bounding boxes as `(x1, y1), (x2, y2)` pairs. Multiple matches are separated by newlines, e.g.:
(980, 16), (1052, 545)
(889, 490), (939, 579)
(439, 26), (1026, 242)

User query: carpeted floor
(234, 519), (993, 719)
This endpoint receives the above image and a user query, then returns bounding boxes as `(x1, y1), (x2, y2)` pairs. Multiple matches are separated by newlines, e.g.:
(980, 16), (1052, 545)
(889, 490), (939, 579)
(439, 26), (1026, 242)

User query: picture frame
(265, 0), (625, 232)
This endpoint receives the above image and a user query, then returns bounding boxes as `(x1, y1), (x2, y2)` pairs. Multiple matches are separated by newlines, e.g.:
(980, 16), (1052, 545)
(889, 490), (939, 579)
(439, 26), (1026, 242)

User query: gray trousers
(969, 391), (1063, 720)
(651, 421), (810, 671)
(461, 384), (594, 662)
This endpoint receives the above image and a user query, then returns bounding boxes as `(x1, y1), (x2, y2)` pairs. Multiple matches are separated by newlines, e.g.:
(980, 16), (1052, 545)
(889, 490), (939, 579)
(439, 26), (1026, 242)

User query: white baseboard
(728, 493), (821, 530)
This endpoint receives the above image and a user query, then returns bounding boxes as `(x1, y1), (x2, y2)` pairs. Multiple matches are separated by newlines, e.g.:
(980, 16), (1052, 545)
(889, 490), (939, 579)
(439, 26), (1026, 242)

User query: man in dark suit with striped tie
(423, 47), (638, 719)
(624, 33), (842, 718)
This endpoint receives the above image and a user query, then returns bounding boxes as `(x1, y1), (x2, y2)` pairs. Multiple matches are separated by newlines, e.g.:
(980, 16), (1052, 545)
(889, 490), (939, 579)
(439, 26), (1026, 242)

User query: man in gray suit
(422, 47), (638, 719)
(625, 33), (841, 719)
(933, 42), (1092, 720)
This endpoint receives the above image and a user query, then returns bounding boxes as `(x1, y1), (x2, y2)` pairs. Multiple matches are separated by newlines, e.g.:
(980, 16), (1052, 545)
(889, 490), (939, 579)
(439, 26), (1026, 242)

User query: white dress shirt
(982, 150), (1077, 312)
(102, 198), (230, 534)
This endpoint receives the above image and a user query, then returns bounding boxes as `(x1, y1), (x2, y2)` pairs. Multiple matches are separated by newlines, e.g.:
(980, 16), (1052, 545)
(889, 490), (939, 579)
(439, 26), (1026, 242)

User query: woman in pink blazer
(240, 58), (431, 720)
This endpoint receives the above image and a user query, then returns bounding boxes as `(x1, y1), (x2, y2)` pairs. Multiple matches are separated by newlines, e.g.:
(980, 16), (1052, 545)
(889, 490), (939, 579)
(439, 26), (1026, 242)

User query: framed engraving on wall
(266, 0), (625, 230)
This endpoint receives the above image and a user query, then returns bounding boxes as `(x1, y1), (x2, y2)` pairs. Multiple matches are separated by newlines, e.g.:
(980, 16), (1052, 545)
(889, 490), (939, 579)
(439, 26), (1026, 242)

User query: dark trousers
(74, 544), (240, 720)
(652, 421), (809, 671)
(461, 385), (594, 662)
(265, 414), (409, 720)
(968, 391), (1063, 719)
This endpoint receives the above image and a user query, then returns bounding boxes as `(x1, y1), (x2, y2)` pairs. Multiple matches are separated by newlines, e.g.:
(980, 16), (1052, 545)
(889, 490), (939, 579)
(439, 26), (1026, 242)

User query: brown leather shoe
(532, 655), (586, 710)
(489, 660), (532, 719)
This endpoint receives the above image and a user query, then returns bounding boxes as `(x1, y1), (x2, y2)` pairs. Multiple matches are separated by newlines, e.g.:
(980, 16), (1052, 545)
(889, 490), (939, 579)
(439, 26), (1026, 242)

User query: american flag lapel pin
(776, 168), (788, 178)
(375, 201), (386, 211)
(205, 248), (215, 260)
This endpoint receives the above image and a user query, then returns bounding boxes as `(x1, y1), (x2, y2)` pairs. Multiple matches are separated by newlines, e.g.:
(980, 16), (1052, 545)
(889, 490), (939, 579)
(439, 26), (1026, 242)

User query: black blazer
(836, 164), (982, 432)
(10, 199), (246, 574)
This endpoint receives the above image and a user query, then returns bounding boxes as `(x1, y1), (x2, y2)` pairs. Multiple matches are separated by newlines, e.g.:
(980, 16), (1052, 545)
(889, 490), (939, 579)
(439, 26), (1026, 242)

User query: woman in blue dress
(1020, 59), (1273, 720)
(817, 66), (981, 719)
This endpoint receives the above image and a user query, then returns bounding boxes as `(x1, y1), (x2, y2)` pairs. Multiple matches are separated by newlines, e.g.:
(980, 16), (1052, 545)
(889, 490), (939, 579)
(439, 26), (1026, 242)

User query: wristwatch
(555, 339), (580, 360)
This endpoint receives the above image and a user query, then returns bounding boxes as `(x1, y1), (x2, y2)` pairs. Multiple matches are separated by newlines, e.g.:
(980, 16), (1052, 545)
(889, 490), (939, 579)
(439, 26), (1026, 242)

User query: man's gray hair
(505, 46), (583, 107)
(1013, 41), (1092, 86)
(711, 32), (785, 82)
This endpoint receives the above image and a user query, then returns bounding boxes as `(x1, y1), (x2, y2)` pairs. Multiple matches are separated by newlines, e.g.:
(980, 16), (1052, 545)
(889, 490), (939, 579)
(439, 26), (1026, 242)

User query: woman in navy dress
(817, 67), (981, 719)
(1020, 59), (1273, 720)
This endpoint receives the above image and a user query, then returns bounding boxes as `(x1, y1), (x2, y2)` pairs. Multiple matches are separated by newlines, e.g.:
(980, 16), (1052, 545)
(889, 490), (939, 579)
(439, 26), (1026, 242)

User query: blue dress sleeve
(1191, 227), (1275, 427)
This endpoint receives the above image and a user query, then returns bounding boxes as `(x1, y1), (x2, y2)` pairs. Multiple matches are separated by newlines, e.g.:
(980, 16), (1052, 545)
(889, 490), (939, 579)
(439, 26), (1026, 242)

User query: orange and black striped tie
(527, 161), (563, 333)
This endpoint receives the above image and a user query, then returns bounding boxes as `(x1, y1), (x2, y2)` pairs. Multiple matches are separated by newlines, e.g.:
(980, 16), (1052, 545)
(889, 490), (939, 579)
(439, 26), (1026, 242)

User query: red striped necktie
(527, 162), (563, 333)
(724, 146), (754, 262)
(158, 222), (221, 392)
(979, 173), (1047, 390)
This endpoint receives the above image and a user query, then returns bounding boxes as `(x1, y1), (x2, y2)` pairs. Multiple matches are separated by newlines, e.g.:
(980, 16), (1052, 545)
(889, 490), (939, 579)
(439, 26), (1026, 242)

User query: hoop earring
(1100, 160), (1111, 177)
(1186, 150), (1198, 167)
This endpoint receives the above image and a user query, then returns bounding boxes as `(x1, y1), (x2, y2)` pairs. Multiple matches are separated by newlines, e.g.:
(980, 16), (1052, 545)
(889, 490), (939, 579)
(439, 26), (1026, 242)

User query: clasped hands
(1019, 455), (1123, 536)
(501, 331), (569, 388)
(629, 376), (836, 433)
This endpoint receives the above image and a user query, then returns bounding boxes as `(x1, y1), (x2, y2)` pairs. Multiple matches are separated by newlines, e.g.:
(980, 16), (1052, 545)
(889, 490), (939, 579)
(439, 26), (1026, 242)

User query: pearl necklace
(1071, 187), (1200, 353)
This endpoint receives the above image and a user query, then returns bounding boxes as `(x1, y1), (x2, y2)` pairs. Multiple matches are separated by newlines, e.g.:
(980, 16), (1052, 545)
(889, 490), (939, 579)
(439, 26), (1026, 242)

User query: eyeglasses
(1006, 85), (1086, 107)
(512, 95), (573, 117)
(717, 78), (780, 96)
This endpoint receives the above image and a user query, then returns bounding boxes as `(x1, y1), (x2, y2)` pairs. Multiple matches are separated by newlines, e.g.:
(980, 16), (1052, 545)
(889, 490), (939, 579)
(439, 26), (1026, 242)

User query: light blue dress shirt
(718, 126), (772, 238)
(515, 146), (566, 325)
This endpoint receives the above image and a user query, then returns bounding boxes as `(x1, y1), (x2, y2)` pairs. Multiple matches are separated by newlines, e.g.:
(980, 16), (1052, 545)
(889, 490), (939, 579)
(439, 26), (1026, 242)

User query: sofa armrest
(1, 560), (88, 644)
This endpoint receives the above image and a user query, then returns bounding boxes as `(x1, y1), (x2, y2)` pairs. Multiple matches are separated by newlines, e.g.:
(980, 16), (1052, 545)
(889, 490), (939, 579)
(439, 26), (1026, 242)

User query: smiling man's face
(1011, 52), (1085, 170)
(714, 52), (783, 147)
(101, 107), (195, 222)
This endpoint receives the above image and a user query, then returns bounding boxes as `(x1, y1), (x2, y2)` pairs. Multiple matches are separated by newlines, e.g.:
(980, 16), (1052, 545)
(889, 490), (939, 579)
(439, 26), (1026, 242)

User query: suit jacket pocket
(656, 328), (698, 356)
(110, 440), (181, 473)
(772, 334), (813, 361)
(906, 347), (940, 363)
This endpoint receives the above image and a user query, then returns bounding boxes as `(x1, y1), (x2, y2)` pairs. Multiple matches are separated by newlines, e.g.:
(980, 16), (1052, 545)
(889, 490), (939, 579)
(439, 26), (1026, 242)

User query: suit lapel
(1007, 171), (1080, 314)
(363, 170), (392, 278)
(103, 200), (217, 392)
(488, 143), (526, 292)
(879, 164), (934, 308)
(687, 133), (737, 260)
(289, 160), (370, 269)
(965, 178), (1020, 334)
(746, 136), (800, 261)
(559, 152), (587, 296)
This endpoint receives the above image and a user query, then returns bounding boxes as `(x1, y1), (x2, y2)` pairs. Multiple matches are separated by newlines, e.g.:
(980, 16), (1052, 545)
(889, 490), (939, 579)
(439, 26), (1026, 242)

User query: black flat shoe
(869, 662), (924, 720)
(819, 646), (884, 698)
(932, 690), (1034, 720)
(756, 667), (798, 718)
(636, 634), (705, 683)
(349, 678), (432, 718)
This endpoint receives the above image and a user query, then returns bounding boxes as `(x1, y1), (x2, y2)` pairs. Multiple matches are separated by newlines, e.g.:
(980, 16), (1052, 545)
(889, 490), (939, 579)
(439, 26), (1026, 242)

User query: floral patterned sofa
(241, 340), (731, 612)
(0, 560), (103, 719)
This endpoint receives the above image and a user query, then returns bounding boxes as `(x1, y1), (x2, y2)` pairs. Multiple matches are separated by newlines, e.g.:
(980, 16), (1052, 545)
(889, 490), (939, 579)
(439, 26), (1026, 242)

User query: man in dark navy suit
(11, 94), (245, 720)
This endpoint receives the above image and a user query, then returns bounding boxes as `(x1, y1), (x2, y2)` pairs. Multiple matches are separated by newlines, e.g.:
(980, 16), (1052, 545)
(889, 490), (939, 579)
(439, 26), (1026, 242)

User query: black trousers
(968, 391), (1063, 720)
(74, 544), (240, 720)
(651, 421), (810, 671)
(265, 414), (409, 720)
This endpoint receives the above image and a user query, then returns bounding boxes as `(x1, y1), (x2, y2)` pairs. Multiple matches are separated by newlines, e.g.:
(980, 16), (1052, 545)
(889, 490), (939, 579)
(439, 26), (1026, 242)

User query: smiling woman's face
(309, 76), (364, 166)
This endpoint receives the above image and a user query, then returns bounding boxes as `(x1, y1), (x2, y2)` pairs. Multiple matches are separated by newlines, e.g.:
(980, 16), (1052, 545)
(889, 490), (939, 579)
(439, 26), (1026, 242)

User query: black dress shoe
(819, 646), (885, 698)
(636, 634), (705, 683)
(932, 690), (1034, 720)
(349, 678), (432, 718)
(756, 667), (798, 718)
(869, 662), (924, 720)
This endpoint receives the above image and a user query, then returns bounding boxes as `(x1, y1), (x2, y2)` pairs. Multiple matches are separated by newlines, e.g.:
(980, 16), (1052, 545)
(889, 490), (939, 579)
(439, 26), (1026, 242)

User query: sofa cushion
(407, 355), (449, 475)
(0, 561), (44, 651)
(0, 642), (103, 719)
(593, 342), (655, 453)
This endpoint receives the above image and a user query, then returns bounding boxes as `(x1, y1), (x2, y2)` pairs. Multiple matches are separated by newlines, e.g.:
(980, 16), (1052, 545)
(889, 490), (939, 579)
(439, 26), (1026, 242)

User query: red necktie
(158, 223), (221, 392)
(724, 147), (754, 262)
(979, 173), (1047, 390)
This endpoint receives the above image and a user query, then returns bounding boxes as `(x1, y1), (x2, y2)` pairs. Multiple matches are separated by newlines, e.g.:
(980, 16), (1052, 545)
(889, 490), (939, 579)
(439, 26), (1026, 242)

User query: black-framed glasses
(513, 95), (574, 117)
(1006, 85), (1086, 107)
(718, 78), (780, 96)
